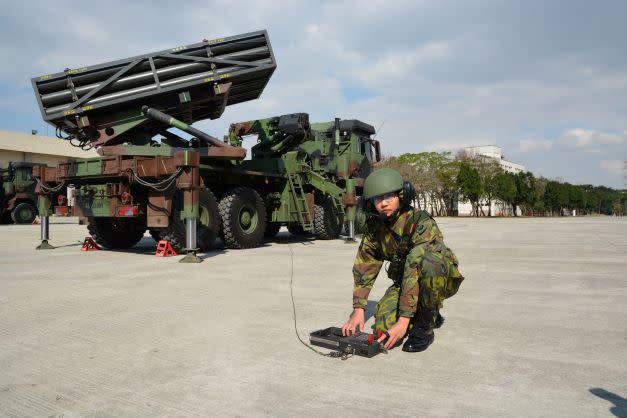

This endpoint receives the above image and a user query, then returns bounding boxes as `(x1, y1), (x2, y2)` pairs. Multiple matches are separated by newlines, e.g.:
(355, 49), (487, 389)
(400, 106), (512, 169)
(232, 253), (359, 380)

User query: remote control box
(309, 327), (385, 357)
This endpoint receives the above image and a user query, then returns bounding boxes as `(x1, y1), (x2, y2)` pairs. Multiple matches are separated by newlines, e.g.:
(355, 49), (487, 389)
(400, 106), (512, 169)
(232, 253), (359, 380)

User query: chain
(35, 178), (66, 193)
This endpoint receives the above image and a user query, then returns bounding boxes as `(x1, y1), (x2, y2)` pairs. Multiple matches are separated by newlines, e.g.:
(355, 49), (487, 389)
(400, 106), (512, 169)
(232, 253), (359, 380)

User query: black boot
(402, 309), (436, 353)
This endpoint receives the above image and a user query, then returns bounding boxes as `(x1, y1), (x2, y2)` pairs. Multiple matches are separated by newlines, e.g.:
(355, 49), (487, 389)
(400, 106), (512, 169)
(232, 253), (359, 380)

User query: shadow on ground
(590, 388), (627, 418)
(49, 242), (83, 249)
(268, 231), (315, 245)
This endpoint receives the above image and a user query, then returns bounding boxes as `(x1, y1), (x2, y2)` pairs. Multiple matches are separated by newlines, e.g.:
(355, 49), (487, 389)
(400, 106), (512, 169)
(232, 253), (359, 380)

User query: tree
(434, 155), (460, 216)
(533, 176), (549, 215)
(381, 151), (627, 218)
(383, 151), (460, 216)
(457, 162), (482, 216)
(612, 201), (624, 216)
(478, 159), (502, 216)
(514, 171), (536, 216)
(495, 172), (517, 215)
(568, 185), (585, 214)
(543, 181), (561, 215)
(557, 183), (570, 214)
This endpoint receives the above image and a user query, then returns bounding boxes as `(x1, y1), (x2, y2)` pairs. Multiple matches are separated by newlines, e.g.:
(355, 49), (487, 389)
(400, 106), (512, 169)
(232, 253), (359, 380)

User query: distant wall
(0, 130), (98, 169)
(0, 151), (77, 168)
(0, 150), (26, 168)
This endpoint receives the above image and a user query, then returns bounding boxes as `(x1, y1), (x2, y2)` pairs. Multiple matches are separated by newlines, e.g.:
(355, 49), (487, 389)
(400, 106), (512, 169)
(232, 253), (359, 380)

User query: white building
(0, 130), (98, 168)
(463, 145), (525, 174)
(457, 145), (525, 216)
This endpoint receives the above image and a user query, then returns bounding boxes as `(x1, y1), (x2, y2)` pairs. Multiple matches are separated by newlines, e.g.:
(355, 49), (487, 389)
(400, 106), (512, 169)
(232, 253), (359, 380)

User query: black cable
(128, 168), (182, 192)
(287, 232), (353, 360)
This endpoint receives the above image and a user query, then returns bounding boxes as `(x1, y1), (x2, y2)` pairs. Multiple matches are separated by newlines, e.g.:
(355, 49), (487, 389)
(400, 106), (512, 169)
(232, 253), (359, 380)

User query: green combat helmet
(363, 168), (416, 215)
(363, 168), (404, 200)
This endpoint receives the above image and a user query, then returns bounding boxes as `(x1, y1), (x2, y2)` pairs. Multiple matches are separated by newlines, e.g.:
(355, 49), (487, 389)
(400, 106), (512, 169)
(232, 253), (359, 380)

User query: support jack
(179, 217), (202, 263)
(36, 240), (55, 250)
(344, 220), (357, 244)
(179, 251), (202, 263)
(36, 215), (55, 249)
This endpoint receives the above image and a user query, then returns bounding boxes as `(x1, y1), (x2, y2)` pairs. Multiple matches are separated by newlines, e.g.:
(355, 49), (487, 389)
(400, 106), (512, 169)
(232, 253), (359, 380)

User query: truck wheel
(314, 196), (344, 240)
(11, 202), (37, 224)
(1, 210), (13, 224)
(287, 224), (308, 236)
(354, 202), (368, 234)
(264, 222), (281, 238)
(219, 187), (266, 249)
(87, 217), (146, 249)
(155, 189), (220, 252)
(148, 229), (162, 242)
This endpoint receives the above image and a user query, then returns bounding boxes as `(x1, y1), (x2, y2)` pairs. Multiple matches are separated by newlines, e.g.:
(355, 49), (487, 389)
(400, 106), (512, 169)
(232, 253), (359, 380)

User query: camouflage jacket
(352, 208), (454, 318)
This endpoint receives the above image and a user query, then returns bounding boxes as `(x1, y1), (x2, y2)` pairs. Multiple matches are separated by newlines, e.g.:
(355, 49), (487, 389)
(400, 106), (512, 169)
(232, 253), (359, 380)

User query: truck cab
(0, 162), (44, 224)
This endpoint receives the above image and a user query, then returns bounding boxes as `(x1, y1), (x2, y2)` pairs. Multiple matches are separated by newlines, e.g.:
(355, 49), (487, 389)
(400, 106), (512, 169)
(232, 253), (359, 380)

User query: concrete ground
(0, 216), (626, 417)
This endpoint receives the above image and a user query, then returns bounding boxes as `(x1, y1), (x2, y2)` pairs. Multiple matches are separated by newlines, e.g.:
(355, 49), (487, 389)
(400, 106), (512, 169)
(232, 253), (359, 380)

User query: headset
(398, 180), (416, 210)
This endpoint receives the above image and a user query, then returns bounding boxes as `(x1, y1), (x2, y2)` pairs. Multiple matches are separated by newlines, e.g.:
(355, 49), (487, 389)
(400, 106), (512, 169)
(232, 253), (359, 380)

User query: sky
(1, 0), (625, 188)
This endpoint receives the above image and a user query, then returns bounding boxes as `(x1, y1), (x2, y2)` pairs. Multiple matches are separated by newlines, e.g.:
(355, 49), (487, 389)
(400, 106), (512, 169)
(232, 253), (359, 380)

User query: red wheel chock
(81, 237), (101, 251)
(155, 240), (177, 257)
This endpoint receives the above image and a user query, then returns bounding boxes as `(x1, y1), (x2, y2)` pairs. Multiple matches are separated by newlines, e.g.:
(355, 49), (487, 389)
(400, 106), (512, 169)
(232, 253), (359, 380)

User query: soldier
(341, 168), (464, 352)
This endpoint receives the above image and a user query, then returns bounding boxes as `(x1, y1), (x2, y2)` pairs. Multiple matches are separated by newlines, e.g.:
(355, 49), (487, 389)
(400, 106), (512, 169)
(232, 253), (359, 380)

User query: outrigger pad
(36, 240), (55, 250)
(309, 327), (385, 358)
(179, 252), (203, 263)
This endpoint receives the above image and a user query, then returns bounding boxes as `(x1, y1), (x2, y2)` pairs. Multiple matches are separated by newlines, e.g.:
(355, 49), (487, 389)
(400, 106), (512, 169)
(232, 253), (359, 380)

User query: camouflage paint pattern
(1, 163), (41, 212)
(352, 208), (464, 333)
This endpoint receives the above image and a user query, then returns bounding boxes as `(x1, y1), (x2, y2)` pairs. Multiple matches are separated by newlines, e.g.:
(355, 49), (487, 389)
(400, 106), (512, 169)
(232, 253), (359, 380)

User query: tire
(342, 215), (367, 236)
(153, 189), (220, 252)
(264, 222), (281, 238)
(11, 202), (37, 224)
(87, 217), (146, 249)
(1, 209), (13, 224)
(219, 187), (266, 249)
(148, 229), (162, 242)
(354, 202), (368, 235)
(287, 223), (308, 236)
(314, 196), (344, 240)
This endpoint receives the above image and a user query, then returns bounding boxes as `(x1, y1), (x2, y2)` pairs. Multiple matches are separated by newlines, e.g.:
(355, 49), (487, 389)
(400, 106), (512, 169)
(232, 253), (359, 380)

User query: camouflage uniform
(352, 208), (464, 334)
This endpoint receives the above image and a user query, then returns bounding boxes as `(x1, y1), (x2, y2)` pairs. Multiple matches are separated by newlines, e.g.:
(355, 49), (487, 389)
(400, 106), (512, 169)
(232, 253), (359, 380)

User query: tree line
(380, 152), (626, 216)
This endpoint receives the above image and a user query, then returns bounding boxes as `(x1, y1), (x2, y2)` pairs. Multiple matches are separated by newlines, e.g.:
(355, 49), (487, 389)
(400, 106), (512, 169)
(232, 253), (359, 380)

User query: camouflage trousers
(374, 252), (464, 334)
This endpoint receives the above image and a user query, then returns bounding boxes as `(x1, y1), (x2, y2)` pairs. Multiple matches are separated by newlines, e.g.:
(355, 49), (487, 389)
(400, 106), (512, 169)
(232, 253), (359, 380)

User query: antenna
(372, 119), (386, 140)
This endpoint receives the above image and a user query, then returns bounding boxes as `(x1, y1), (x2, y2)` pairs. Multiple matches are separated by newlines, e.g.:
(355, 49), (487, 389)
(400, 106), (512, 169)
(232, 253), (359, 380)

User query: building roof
(0, 130), (99, 158)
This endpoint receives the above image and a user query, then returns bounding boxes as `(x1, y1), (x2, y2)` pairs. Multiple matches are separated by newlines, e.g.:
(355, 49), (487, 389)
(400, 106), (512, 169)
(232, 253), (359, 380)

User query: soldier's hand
(377, 316), (410, 350)
(341, 308), (365, 336)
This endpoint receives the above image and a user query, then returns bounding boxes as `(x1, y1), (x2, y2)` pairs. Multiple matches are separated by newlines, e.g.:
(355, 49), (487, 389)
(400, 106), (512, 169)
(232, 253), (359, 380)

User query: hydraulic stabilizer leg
(180, 217), (201, 263)
(178, 156), (202, 263)
(343, 179), (357, 243)
(347, 219), (355, 241)
(36, 194), (54, 250)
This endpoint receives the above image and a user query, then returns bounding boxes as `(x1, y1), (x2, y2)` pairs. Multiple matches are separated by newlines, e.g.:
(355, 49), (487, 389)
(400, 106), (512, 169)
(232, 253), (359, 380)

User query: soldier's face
(373, 193), (400, 218)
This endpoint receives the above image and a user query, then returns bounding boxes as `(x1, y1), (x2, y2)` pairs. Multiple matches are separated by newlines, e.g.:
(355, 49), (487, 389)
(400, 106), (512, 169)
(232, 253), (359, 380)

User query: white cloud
(513, 138), (553, 153)
(352, 41), (453, 84)
(600, 160), (625, 175)
(426, 137), (495, 153)
(596, 132), (625, 144)
(560, 129), (626, 148)
(306, 24), (319, 35)
(562, 128), (594, 147)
